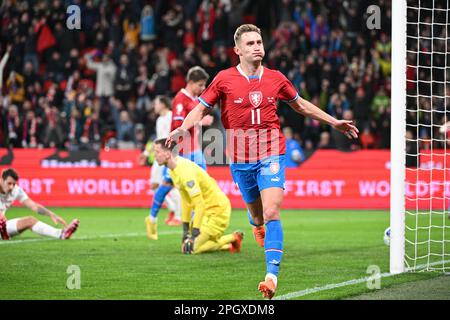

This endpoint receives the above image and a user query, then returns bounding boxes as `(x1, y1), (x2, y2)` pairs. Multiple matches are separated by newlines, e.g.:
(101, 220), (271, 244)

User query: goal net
(392, 0), (450, 273)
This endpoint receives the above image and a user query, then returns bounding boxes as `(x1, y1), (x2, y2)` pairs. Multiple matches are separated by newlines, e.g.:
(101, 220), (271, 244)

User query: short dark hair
(154, 138), (177, 151)
(2, 168), (19, 181)
(155, 95), (171, 110)
(187, 66), (209, 83)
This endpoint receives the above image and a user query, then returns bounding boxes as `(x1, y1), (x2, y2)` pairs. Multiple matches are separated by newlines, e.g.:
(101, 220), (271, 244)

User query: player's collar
(236, 64), (264, 83)
(181, 88), (196, 101)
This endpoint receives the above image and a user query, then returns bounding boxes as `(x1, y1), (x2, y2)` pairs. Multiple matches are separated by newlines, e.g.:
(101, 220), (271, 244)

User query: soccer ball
(383, 227), (391, 246)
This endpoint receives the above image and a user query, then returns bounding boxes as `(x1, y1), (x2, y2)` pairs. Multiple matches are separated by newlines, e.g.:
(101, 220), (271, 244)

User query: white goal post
(391, 0), (450, 274)
(391, 0), (407, 274)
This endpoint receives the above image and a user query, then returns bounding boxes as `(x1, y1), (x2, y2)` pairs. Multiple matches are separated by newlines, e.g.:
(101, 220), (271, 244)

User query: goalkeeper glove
(191, 227), (200, 239)
(182, 222), (190, 243)
(182, 228), (200, 254)
(181, 236), (194, 254)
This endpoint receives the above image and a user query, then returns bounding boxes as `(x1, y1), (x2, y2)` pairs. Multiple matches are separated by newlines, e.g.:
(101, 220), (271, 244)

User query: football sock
(31, 221), (62, 238)
(150, 184), (172, 220)
(247, 210), (258, 226)
(264, 220), (283, 278)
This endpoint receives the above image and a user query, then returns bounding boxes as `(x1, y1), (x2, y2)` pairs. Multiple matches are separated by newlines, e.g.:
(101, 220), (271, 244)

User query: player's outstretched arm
(289, 96), (359, 139)
(166, 103), (208, 146)
(22, 199), (68, 227)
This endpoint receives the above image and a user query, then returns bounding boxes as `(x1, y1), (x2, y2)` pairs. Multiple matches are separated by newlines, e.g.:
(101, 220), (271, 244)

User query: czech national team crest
(249, 91), (263, 108)
(270, 162), (280, 174)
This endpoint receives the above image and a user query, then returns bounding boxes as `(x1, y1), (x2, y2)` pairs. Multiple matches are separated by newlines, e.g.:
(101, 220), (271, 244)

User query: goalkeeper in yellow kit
(152, 138), (243, 254)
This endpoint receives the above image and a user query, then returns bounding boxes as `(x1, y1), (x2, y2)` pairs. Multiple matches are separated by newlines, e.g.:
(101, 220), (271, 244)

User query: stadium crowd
(0, 0), (393, 165)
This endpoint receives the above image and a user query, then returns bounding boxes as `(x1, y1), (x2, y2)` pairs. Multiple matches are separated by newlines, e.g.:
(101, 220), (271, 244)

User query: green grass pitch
(0, 208), (447, 300)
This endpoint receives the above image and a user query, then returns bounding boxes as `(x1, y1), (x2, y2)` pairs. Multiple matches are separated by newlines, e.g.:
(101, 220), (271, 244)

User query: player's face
(0, 177), (17, 194)
(153, 143), (170, 166)
(190, 80), (207, 97)
(235, 32), (265, 63)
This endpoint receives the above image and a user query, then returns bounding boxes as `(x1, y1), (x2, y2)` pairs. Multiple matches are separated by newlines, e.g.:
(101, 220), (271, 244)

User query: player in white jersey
(0, 168), (79, 240)
(139, 96), (182, 230)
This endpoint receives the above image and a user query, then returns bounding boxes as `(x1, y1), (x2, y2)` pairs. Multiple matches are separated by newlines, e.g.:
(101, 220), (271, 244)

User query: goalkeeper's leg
(193, 209), (241, 254)
(194, 234), (235, 254)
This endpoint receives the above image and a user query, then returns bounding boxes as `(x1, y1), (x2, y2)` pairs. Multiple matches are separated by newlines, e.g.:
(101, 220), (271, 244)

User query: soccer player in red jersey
(147, 67), (213, 235)
(167, 24), (358, 299)
(171, 66), (214, 163)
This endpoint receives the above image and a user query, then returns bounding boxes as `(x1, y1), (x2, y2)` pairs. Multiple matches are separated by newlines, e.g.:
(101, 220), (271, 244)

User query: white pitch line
(274, 259), (450, 300)
(0, 231), (180, 245)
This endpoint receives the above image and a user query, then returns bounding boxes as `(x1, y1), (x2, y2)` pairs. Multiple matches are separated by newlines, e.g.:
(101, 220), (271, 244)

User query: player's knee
(26, 216), (37, 222)
(22, 216), (38, 228)
(263, 207), (280, 222)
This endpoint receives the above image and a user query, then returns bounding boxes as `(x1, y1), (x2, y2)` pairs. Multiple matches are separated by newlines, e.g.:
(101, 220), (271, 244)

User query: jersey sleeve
(177, 163), (206, 229)
(198, 74), (221, 109)
(181, 174), (201, 199)
(15, 187), (29, 203)
(277, 72), (299, 103)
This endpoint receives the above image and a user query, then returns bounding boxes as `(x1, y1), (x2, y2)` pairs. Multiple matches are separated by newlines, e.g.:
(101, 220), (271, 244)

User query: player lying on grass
(0, 168), (79, 241)
(152, 139), (243, 254)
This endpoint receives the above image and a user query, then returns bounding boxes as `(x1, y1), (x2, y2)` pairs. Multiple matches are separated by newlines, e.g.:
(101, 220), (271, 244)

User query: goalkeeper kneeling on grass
(152, 138), (243, 254)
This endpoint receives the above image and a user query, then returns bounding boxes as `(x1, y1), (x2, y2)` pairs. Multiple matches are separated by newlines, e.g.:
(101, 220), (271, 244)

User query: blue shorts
(162, 150), (207, 183)
(230, 155), (286, 204)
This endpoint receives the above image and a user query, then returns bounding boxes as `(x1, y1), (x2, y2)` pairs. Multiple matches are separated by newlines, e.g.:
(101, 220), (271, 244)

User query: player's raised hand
(50, 213), (68, 227)
(333, 120), (359, 139)
(165, 128), (187, 147)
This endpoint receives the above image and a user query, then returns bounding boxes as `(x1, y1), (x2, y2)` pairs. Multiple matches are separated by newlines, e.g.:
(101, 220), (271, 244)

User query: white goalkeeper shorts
(150, 162), (164, 185)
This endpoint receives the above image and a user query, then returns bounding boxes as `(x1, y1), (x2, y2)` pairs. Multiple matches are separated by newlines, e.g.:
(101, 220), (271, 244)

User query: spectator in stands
(359, 126), (376, 149)
(371, 87), (390, 119)
(6, 71), (25, 106)
(352, 87), (371, 130)
(21, 108), (40, 148)
(42, 105), (65, 149)
(114, 54), (135, 105)
(0, 0), (392, 155)
(123, 19), (141, 49)
(110, 98), (135, 149)
(317, 131), (335, 150)
(80, 110), (101, 151)
(5, 105), (21, 148)
(140, 5), (156, 42)
(84, 50), (116, 105)
(332, 110), (360, 151)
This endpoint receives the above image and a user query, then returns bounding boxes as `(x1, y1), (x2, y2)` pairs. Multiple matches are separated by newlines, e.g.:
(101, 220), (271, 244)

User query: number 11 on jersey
(251, 108), (261, 125)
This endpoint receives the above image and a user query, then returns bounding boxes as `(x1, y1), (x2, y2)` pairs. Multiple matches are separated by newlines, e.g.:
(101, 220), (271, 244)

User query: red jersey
(171, 88), (201, 154)
(199, 65), (298, 162)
